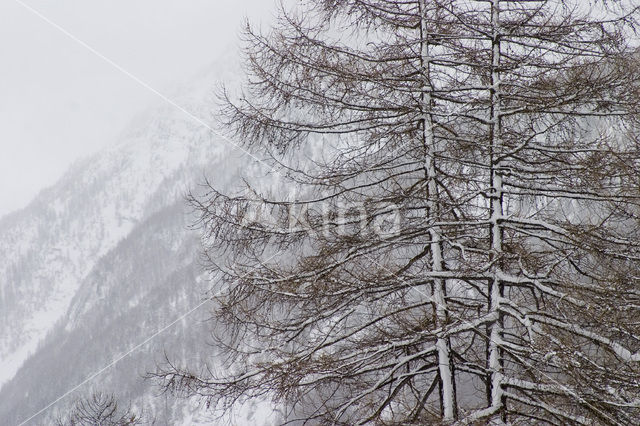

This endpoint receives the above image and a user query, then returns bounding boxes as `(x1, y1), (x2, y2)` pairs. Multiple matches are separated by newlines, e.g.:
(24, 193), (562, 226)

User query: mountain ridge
(0, 58), (277, 424)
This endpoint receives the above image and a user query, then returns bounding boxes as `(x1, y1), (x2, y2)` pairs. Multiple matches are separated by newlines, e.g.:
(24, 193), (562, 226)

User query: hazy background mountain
(0, 0), (277, 217)
(0, 60), (278, 425)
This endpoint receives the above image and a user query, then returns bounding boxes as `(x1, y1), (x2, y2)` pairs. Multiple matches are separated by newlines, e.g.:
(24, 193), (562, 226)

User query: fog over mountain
(0, 61), (277, 425)
(4, 1), (639, 424)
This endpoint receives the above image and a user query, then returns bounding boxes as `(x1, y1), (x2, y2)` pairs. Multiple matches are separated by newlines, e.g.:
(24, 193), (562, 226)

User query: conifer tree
(159, 1), (640, 423)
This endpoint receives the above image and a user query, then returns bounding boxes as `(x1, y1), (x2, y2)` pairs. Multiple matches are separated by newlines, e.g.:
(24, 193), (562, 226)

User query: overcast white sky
(0, 0), (276, 217)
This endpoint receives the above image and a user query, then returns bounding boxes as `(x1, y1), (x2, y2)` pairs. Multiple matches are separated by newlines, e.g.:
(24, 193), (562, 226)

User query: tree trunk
(419, 0), (457, 420)
(487, 0), (505, 420)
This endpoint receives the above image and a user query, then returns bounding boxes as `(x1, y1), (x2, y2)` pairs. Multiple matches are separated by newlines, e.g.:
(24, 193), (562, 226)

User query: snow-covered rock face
(0, 60), (273, 424)
(0, 102), (218, 385)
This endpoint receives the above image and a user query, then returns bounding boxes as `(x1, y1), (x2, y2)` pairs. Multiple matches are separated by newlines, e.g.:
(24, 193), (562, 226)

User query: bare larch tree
(157, 1), (640, 424)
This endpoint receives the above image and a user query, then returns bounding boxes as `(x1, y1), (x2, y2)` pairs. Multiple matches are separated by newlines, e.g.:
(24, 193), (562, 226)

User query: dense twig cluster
(56, 392), (142, 426)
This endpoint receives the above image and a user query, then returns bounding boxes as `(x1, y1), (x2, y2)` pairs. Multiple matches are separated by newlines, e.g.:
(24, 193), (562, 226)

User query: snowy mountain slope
(0, 198), (276, 425)
(0, 100), (221, 388)
(0, 201), (207, 424)
(0, 59), (280, 424)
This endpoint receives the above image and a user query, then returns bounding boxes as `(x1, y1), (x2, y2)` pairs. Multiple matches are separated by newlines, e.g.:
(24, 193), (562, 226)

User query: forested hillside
(0, 66), (277, 425)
